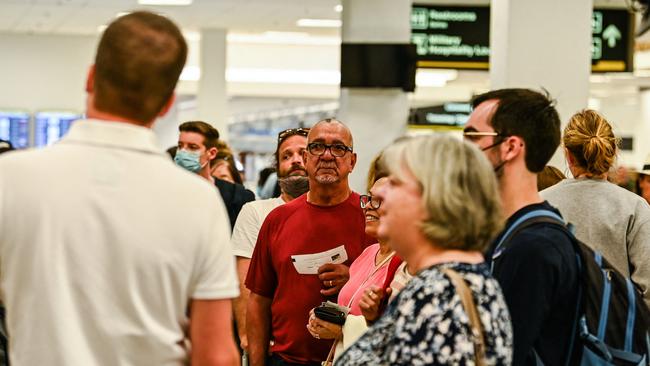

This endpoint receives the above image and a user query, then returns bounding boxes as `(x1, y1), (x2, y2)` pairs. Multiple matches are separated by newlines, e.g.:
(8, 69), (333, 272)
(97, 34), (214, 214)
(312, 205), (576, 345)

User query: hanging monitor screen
(34, 111), (80, 148)
(0, 111), (30, 149)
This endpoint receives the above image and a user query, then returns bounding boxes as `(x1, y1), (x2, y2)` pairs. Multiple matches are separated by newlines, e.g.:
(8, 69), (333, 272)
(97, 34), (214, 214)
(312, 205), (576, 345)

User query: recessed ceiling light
(137, 0), (192, 5)
(334, 5), (343, 12)
(296, 19), (342, 28)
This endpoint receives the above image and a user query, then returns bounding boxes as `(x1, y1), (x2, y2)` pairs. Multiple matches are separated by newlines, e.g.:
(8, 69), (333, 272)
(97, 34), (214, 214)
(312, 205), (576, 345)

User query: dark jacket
(214, 178), (255, 230)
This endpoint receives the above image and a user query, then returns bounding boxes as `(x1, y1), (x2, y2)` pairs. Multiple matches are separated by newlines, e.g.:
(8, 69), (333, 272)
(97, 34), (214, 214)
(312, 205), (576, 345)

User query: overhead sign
(591, 9), (633, 72)
(409, 102), (471, 128)
(411, 5), (490, 70)
(411, 5), (633, 72)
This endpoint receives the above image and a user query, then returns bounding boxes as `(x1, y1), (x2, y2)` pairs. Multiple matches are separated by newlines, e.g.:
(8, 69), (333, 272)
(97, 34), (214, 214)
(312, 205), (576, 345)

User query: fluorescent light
(226, 68), (340, 85)
(334, 5), (343, 12)
(415, 70), (458, 87)
(138, 0), (192, 5)
(296, 19), (342, 28)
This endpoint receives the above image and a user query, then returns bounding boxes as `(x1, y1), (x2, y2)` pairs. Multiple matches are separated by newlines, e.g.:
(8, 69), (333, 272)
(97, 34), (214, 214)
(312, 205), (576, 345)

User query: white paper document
(291, 245), (348, 274)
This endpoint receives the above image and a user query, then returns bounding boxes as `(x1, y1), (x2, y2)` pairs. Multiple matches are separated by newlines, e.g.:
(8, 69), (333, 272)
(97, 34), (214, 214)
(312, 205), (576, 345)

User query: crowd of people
(0, 10), (649, 366)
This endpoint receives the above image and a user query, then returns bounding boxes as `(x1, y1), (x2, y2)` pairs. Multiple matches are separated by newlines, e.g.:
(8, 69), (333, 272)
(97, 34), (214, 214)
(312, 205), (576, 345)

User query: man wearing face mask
(175, 121), (255, 229)
(464, 89), (580, 366)
(231, 127), (310, 356)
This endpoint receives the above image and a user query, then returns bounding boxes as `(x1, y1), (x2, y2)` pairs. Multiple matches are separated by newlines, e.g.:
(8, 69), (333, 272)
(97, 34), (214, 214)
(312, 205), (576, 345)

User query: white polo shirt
(0, 119), (238, 366)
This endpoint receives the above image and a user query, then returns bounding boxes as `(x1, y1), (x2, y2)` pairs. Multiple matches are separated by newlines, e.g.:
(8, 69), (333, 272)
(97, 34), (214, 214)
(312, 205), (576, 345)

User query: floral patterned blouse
(336, 262), (513, 366)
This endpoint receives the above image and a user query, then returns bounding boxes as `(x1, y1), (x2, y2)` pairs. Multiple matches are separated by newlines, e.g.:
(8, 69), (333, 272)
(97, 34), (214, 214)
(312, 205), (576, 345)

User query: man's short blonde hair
(383, 134), (503, 252)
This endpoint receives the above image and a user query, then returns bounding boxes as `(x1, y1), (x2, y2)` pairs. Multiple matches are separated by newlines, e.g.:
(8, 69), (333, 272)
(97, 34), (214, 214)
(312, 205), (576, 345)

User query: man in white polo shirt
(231, 127), (310, 353)
(0, 11), (238, 366)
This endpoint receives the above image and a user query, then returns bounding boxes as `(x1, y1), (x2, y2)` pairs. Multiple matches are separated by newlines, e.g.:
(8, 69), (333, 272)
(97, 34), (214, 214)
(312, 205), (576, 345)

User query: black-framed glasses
(278, 128), (310, 143)
(307, 142), (353, 157)
(360, 194), (381, 210)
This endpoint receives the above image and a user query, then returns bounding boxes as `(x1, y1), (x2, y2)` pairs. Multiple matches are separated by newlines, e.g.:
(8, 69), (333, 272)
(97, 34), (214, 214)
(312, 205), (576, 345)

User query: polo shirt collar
(60, 119), (163, 154)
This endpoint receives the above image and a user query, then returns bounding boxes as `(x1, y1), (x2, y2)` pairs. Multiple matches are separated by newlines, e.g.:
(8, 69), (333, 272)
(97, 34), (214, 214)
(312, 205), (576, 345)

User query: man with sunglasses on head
(231, 127), (310, 357)
(464, 89), (579, 365)
(246, 118), (369, 366)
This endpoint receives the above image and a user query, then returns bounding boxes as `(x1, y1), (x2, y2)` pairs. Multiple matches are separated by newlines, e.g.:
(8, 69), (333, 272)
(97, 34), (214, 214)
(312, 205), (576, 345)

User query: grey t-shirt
(541, 178), (650, 306)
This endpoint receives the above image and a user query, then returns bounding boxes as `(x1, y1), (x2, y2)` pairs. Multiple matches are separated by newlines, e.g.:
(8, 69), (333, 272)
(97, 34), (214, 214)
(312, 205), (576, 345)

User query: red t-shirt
(246, 193), (368, 364)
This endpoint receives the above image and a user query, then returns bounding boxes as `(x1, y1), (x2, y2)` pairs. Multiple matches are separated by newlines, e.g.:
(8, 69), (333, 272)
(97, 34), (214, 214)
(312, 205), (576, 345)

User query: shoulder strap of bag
(441, 268), (486, 366)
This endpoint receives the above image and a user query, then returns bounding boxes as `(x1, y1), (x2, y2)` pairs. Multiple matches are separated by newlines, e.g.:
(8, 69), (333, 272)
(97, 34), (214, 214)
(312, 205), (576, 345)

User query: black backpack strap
(491, 210), (582, 366)
(491, 209), (568, 270)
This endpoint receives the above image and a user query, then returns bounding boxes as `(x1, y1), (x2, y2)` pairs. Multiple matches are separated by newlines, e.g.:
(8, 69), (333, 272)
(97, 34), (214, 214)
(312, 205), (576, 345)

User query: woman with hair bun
(541, 109), (650, 307)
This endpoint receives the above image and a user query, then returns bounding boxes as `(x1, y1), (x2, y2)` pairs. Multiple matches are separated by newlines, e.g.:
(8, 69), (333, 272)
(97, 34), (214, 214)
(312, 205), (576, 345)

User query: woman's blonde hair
(564, 109), (618, 177)
(382, 135), (503, 252)
(366, 151), (389, 192)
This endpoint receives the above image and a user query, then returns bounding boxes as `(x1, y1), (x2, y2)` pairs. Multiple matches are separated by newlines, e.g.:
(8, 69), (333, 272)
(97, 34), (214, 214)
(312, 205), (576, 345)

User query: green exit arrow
(602, 24), (621, 48)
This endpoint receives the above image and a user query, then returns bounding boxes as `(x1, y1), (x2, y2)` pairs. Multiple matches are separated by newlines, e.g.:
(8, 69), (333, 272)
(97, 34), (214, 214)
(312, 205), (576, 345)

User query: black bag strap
(491, 209), (582, 366)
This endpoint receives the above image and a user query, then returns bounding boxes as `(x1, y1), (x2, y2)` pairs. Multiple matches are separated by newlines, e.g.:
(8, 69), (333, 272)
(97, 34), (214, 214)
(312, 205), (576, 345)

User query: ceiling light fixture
(296, 19), (342, 28)
(137, 0), (193, 5)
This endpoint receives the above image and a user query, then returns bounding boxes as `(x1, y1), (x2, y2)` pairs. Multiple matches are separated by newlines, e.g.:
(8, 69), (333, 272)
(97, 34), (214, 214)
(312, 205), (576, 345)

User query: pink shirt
(337, 244), (392, 315)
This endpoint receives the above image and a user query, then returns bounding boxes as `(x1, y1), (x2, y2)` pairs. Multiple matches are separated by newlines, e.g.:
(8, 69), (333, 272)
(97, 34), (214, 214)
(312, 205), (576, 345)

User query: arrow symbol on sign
(602, 24), (621, 48)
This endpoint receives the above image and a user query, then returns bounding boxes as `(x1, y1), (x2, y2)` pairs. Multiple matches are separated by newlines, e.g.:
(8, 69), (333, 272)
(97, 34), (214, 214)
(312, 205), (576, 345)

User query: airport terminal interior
(0, 0), (649, 191)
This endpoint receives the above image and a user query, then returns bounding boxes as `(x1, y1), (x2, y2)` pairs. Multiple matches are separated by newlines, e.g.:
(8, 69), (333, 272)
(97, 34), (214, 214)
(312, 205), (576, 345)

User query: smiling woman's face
(364, 177), (388, 239)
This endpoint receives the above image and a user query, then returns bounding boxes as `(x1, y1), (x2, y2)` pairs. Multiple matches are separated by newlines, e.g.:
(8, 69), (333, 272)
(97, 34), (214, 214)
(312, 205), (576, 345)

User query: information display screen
(34, 111), (80, 148)
(0, 111), (30, 149)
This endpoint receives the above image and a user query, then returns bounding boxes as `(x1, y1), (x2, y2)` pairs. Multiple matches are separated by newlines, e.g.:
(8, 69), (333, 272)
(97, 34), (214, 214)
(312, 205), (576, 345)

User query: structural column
(490, 0), (593, 166)
(338, 0), (412, 193)
(198, 28), (229, 140)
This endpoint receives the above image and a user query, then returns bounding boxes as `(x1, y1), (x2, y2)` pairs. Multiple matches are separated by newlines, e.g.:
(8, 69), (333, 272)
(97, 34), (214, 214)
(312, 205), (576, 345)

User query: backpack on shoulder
(493, 209), (650, 366)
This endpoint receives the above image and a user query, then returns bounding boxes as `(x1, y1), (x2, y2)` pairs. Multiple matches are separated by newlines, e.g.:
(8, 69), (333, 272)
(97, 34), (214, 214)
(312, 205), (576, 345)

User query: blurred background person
(537, 165), (566, 191)
(542, 109), (650, 307)
(174, 121), (255, 229)
(637, 154), (650, 205)
(337, 135), (512, 365)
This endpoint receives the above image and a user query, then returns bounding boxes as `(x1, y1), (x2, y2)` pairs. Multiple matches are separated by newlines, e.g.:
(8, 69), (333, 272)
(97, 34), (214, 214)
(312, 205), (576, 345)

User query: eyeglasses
(360, 194), (381, 210)
(307, 142), (353, 157)
(278, 128), (310, 143)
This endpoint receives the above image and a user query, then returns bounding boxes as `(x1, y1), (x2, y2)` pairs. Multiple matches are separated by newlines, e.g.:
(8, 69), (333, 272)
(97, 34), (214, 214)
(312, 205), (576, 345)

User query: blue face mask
(174, 149), (203, 173)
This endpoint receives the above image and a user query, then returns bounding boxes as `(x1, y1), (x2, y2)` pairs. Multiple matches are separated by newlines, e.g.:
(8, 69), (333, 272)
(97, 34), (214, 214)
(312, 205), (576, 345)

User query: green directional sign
(592, 9), (633, 72)
(411, 5), (633, 72)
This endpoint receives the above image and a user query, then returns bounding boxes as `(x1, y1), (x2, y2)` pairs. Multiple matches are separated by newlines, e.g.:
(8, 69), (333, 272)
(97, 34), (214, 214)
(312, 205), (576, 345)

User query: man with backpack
(464, 89), (580, 365)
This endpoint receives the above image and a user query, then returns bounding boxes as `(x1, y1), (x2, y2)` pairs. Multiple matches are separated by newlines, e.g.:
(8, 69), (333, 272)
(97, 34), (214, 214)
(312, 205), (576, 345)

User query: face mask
(279, 175), (310, 199)
(174, 149), (203, 173)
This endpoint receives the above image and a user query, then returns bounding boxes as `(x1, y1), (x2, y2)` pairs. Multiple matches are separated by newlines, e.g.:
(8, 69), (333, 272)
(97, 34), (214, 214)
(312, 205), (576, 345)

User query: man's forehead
(466, 99), (499, 129)
(308, 123), (352, 145)
(179, 131), (206, 144)
(278, 134), (307, 151)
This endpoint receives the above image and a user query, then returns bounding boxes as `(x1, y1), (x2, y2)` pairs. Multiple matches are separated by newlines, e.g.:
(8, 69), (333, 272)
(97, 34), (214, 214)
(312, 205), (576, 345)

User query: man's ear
(350, 152), (357, 171)
(85, 64), (95, 93)
(158, 93), (176, 117)
(207, 146), (217, 161)
(502, 136), (524, 162)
